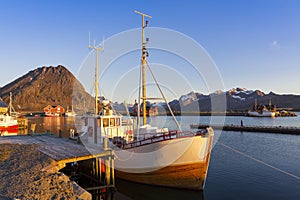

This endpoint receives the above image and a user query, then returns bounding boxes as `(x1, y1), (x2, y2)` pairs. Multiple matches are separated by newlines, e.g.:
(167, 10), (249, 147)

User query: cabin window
(103, 118), (109, 127)
(110, 118), (115, 126)
(116, 118), (120, 126)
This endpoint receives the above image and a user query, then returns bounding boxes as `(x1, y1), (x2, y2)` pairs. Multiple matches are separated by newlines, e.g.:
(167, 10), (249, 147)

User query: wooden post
(94, 118), (97, 144)
(99, 158), (102, 183)
(95, 158), (99, 183)
(105, 156), (111, 185)
(111, 151), (115, 186)
(103, 137), (108, 150)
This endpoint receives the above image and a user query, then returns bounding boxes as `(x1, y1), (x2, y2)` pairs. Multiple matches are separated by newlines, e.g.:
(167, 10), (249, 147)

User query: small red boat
(0, 114), (19, 134)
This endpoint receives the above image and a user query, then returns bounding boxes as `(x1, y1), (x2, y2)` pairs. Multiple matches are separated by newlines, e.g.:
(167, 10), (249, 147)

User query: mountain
(169, 87), (300, 113)
(1, 68), (299, 114)
(224, 87), (300, 111)
(0, 65), (94, 113)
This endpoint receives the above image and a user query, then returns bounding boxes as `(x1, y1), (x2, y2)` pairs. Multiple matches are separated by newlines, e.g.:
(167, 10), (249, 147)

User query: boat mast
(88, 33), (104, 115)
(9, 92), (15, 115)
(134, 10), (152, 125)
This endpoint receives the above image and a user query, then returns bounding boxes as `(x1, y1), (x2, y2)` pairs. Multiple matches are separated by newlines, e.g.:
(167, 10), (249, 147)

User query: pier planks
(0, 135), (112, 164)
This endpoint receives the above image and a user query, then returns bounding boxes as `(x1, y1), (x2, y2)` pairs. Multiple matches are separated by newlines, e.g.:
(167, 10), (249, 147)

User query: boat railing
(122, 130), (203, 149)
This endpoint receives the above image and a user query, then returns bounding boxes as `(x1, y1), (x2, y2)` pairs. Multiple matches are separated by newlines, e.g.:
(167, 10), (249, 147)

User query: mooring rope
(217, 141), (300, 181)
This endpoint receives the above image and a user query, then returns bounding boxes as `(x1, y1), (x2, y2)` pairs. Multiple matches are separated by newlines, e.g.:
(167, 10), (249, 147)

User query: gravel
(0, 143), (89, 200)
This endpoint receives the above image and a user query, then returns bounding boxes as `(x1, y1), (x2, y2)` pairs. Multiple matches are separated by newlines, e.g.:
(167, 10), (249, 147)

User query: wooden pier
(190, 124), (300, 135)
(0, 134), (115, 198)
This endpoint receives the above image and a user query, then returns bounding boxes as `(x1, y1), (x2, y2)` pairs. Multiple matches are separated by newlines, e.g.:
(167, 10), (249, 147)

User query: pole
(88, 33), (104, 115)
(134, 10), (152, 125)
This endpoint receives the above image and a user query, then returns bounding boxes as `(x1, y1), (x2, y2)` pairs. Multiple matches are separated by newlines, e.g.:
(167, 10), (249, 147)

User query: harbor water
(24, 114), (300, 200)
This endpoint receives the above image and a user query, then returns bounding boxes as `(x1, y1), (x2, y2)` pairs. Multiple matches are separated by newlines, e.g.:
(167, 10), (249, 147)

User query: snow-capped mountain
(169, 88), (300, 112)
(113, 87), (300, 113)
(179, 91), (200, 106)
(227, 87), (265, 102)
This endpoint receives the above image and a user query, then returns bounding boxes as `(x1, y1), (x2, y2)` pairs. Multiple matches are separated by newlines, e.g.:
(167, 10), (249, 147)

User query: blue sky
(1, 0), (300, 101)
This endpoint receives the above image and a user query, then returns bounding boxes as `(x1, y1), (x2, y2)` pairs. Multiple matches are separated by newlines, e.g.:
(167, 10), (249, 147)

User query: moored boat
(81, 10), (214, 190)
(247, 99), (276, 117)
(248, 109), (276, 117)
(0, 114), (19, 134)
(65, 110), (76, 117)
(65, 106), (76, 117)
(0, 94), (19, 135)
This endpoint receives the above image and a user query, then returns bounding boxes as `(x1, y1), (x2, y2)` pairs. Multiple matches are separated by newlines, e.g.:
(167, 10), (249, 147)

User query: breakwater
(191, 124), (300, 135)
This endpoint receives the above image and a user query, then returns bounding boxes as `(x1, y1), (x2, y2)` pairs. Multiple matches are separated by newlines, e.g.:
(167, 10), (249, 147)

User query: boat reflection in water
(115, 178), (204, 200)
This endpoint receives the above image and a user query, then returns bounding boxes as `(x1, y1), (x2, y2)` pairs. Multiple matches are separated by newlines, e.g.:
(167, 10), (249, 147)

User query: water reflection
(115, 178), (204, 200)
(26, 116), (79, 138)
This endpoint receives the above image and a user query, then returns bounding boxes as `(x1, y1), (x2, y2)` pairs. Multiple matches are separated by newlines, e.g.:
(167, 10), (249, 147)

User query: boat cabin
(85, 114), (135, 146)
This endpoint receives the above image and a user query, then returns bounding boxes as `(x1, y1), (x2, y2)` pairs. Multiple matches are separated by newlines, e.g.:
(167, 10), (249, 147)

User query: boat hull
(0, 114), (19, 135)
(115, 154), (211, 190)
(0, 124), (18, 131)
(114, 128), (214, 190)
(248, 110), (276, 117)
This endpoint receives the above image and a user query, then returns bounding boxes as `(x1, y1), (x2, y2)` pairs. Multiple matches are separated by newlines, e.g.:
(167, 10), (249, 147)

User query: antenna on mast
(88, 33), (104, 115)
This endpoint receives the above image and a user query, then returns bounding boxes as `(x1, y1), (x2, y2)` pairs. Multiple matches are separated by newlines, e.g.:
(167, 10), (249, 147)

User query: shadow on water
(114, 178), (204, 200)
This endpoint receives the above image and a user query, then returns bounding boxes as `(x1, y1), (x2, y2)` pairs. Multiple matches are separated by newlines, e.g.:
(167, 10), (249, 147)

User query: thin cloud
(270, 40), (280, 49)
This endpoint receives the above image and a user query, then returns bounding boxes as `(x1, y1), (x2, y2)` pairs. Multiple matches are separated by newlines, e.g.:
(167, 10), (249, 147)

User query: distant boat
(65, 111), (76, 117)
(248, 109), (276, 117)
(65, 107), (76, 117)
(247, 99), (276, 117)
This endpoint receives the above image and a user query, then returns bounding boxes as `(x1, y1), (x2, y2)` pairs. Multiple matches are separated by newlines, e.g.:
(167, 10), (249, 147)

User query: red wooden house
(44, 105), (65, 116)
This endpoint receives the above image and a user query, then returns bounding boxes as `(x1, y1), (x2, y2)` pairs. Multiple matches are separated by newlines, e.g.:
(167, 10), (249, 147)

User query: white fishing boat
(0, 114), (19, 134)
(81, 10), (214, 190)
(248, 99), (276, 117)
(0, 93), (19, 135)
(248, 109), (276, 117)
(65, 109), (76, 117)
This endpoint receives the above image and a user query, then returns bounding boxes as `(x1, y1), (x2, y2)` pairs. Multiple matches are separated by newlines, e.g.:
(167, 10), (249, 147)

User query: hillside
(0, 65), (93, 113)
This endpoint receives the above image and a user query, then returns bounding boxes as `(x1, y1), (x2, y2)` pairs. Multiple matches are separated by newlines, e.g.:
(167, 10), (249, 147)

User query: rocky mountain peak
(0, 65), (93, 112)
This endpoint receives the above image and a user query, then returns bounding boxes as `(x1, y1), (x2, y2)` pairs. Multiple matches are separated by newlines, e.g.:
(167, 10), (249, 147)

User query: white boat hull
(114, 128), (214, 190)
(248, 110), (276, 117)
(81, 117), (214, 190)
